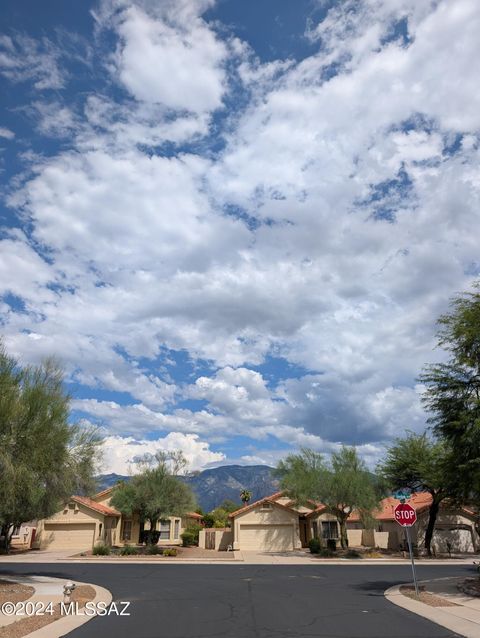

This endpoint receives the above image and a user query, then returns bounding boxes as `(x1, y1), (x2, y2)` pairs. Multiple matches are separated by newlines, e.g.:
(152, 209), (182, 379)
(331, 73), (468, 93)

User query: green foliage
(276, 446), (381, 549)
(145, 544), (163, 555)
(308, 537), (321, 554)
(345, 549), (361, 559)
(180, 531), (195, 547)
(219, 499), (240, 513)
(202, 513), (215, 528)
(120, 544), (138, 556)
(0, 344), (102, 552)
(92, 543), (110, 555)
(110, 453), (196, 537)
(420, 285), (480, 502)
(240, 489), (252, 504)
(162, 548), (177, 556)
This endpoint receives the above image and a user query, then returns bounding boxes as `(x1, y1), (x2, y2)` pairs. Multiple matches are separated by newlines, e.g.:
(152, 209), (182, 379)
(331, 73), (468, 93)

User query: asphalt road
(0, 563), (470, 638)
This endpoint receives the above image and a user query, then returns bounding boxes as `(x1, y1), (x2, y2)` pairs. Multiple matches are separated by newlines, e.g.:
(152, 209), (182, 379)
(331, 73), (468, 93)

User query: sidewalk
(0, 574), (112, 637)
(386, 576), (480, 638)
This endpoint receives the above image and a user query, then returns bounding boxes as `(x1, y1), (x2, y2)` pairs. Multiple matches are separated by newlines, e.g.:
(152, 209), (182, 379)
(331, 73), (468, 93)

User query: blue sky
(1, 0), (479, 474)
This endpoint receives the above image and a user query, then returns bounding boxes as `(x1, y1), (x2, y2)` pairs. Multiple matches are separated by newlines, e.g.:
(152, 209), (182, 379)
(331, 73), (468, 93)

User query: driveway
(0, 563), (468, 637)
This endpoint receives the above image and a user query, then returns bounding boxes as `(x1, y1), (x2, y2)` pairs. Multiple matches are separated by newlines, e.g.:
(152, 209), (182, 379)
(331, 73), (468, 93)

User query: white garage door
(239, 524), (294, 551)
(43, 523), (96, 550)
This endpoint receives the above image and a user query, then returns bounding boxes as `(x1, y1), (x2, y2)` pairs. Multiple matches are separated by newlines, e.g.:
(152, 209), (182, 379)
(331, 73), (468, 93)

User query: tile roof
(348, 492), (434, 522)
(229, 491), (290, 517)
(72, 495), (121, 517)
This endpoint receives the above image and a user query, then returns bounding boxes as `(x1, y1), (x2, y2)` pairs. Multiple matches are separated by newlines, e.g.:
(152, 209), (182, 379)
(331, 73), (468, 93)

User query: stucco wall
(34, 502), (105, 549)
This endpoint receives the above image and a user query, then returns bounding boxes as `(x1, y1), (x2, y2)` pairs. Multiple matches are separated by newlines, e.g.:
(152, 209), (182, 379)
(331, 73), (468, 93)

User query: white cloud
(0, 33), (66, 89)
(106, 2), (227, 115)
(100, 432), (225, 474)
(0, 127), (14, 139)
(3, 0), (480, 468)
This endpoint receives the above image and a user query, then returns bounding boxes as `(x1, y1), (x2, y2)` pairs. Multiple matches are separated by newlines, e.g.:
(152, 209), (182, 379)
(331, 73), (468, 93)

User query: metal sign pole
(406, 526), (419, 597)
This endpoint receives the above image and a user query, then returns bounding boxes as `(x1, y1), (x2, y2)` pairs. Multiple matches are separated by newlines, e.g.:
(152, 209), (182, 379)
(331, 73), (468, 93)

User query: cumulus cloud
(100, 432), (225, 474)
(2, 0), (480, 469)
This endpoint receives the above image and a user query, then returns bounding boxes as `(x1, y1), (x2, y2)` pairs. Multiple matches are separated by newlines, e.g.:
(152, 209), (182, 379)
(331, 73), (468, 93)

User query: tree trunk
(339, 517), (348, 549)
(1, 524), (13, 554)
(424, 499), (440, 557)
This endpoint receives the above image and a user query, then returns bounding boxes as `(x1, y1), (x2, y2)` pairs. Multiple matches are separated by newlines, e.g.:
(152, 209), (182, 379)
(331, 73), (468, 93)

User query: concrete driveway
(0, 562), (468, 637)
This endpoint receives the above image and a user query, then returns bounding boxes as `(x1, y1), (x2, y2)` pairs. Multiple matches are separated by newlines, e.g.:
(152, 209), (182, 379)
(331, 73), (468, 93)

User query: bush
(120, 544), (138, 556)
(181, 531), (195, 547)
(92, 543), (110, 556)
(309, 538), (322, 554)
(139, 530), (161, 545)
(345, 549), (361, 559)
(318, 548), (336, 558)
(181, 523), (203, 546)
(145, 544), (163, 555)
(162, 548), (177, 557)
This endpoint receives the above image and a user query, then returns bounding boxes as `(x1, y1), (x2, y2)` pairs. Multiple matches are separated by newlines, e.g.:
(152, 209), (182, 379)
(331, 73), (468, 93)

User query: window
(99, 523), (103, 538)
(68, 503), (76, 510)
(12, 525), (21, 537)
(121, 520), (132, 541)
(159, 520), (170, 540)
(312, 521), (319, 539)
(260, 503), (272, 510)
(321, 521), (339, 539)
(174, 520), (180, 540)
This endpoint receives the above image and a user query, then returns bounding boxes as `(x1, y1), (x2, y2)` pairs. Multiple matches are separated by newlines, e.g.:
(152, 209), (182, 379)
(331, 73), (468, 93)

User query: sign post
(394, 501), (419, 597)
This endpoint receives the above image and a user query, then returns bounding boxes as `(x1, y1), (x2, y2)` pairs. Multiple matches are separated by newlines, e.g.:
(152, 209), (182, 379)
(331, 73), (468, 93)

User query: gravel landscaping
(0, 580), (34, 605)
(400, 585), (458, 607)
(0, 585), (96, 638)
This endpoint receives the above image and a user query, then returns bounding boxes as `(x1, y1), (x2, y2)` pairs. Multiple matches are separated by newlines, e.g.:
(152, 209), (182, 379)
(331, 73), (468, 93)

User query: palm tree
(240, 489), (252, 504)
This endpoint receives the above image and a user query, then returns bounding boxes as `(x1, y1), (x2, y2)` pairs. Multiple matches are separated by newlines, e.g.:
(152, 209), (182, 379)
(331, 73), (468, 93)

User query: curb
(385, 583), (478, 638)
(22, 579), (112, 638)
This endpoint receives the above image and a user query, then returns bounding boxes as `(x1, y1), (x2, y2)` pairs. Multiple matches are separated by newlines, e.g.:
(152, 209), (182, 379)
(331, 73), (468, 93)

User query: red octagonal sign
(394, 502), (417, 527)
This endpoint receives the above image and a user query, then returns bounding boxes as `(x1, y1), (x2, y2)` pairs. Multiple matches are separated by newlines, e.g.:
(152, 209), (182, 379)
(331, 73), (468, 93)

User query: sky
(1, 0), (479, 476)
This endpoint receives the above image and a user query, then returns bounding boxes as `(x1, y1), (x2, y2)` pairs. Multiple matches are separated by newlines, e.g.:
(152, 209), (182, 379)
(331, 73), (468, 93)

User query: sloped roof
(72, 495), (121, 517)
(92, 487), (115, 501)
(348, 492), (434, 522)
(229, 491), (294, 518)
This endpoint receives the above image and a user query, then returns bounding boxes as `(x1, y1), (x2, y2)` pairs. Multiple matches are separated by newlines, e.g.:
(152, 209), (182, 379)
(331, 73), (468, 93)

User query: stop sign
(394, 502), (417, 527)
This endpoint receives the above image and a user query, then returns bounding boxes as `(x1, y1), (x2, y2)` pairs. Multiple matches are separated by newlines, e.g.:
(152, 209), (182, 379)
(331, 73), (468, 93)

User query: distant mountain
(95, 464), (279, 512)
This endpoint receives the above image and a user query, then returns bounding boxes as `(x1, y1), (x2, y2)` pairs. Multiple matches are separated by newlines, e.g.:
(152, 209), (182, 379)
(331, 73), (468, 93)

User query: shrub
(181, 531), (195, 547)
(146, 544), (163, 555)
(120, 544), (139, 556)
(162, 548), (177, 557)
(181, 523), (202, 546)
(139, 530), (161, 545)
(345, 549), (361, 559)
(318, 548), (336, 558)
(92, 543), (110, 556)
(309, 538), (322, 554)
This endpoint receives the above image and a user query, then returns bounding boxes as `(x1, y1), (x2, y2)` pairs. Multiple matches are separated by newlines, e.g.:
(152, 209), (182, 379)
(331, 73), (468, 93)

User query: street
(0, 563), (468, 637)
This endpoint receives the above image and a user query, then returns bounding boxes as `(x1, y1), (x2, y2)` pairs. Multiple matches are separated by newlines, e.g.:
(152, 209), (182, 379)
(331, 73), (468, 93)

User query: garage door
(43, 523), (96, 550)
(239, 524), (294, 551)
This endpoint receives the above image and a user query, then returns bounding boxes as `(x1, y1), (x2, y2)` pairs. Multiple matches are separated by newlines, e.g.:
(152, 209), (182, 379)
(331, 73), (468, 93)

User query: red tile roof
(72, 495), (120, 517)
(186, 512), (203, 520)
(348, 492), (434, 522)
(229, 492), (289, 517)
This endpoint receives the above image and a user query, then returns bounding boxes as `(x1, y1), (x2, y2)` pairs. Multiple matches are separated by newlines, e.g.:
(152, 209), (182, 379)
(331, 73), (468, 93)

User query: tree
(378, 432), (456, 555)
(276, 447), (381, 548)
(240, 489), (252, 504)
(110, 452), (196, 544)
(420, 285), (480, 501)
(0, 344), (101, 552)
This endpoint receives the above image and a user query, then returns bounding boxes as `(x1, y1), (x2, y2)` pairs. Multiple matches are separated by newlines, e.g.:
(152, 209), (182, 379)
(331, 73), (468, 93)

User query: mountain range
(96, 464), (280, 512)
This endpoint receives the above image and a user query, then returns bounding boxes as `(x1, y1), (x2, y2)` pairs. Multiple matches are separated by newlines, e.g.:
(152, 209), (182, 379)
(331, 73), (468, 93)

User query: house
(347, 493), (480, 553)
(33, 486), (202, 551)
(226, 492), (339, 551)
(208, 490), (480, 554)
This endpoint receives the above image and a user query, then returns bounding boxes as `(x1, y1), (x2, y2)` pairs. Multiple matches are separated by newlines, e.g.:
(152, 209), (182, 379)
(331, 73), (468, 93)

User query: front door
(299, 518), (308, 547)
